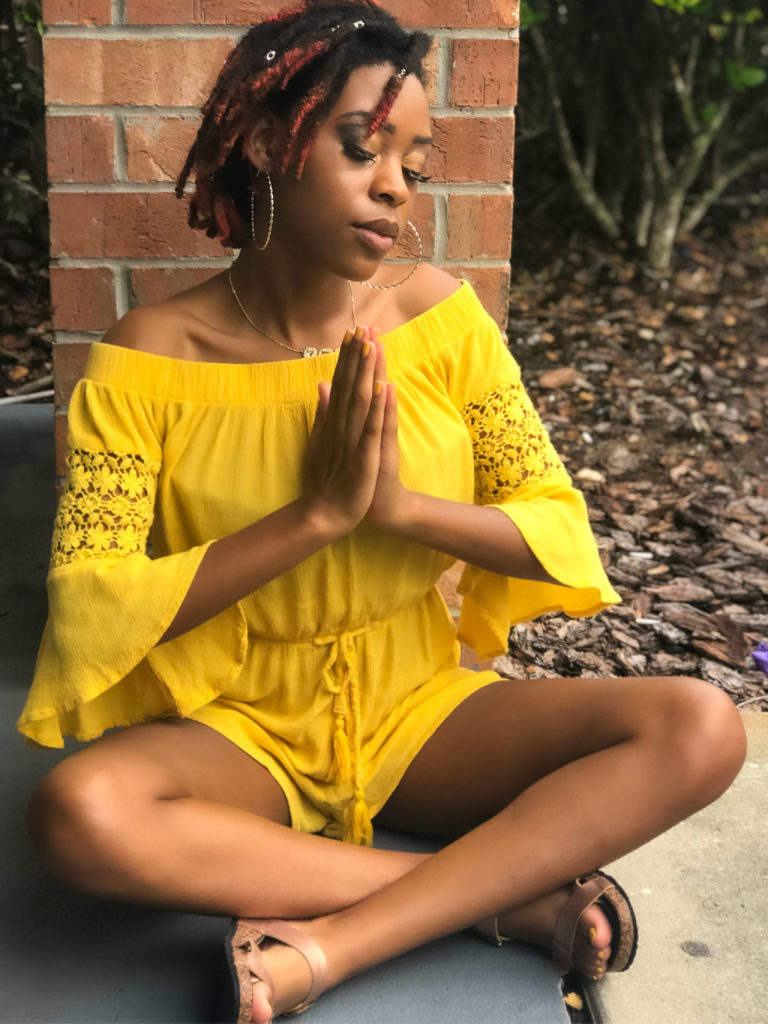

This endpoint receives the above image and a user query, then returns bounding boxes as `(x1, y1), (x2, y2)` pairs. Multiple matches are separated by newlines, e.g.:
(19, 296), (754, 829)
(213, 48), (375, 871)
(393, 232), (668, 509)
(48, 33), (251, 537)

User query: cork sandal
(226, 918), (329, 1024)
(477, 870), (638, 977)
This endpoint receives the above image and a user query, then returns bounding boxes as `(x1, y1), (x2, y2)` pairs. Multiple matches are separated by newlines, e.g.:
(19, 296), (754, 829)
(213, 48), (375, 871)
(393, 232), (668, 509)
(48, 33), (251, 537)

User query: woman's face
(262, 63), (433, 281)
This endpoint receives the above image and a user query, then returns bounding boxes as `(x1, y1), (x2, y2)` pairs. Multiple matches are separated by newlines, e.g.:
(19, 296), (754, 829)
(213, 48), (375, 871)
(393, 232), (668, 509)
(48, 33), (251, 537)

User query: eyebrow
(336, 111), (433, 146)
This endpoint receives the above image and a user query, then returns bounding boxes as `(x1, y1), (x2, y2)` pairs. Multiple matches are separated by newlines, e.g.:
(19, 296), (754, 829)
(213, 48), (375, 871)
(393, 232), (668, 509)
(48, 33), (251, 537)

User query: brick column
(43, 0), (518, 661)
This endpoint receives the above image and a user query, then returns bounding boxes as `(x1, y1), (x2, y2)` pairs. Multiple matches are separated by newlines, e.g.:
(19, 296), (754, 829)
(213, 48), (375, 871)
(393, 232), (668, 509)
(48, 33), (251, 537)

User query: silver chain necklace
(228, 267), (357, 359)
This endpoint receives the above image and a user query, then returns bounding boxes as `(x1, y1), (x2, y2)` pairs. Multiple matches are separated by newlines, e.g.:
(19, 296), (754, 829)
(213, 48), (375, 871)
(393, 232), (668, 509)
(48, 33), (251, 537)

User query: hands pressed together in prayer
(303, 325), (411, 536)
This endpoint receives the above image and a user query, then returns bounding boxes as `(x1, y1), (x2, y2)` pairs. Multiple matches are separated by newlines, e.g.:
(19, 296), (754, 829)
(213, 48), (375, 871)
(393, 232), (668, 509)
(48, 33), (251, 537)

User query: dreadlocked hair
(174, 0), (432, 249)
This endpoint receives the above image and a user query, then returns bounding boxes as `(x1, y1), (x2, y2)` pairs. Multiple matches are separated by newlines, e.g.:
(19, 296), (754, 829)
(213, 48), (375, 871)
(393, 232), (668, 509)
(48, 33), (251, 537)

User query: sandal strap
(476, 916), (507, 946)
(243, 918), (329, 1016)
(547, 873), (615, 975)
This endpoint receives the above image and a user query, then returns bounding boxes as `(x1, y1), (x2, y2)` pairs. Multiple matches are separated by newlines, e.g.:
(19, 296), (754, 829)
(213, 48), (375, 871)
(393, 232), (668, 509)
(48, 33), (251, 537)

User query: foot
(490, 884), (613, 981)
(248, 920), (327, 1024)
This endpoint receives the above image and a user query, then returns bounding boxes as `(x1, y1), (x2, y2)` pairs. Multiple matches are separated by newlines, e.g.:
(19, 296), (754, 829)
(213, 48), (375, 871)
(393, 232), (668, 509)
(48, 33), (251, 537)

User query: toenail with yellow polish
(589, 927), (596, 942)
(597, 951), (606, 961)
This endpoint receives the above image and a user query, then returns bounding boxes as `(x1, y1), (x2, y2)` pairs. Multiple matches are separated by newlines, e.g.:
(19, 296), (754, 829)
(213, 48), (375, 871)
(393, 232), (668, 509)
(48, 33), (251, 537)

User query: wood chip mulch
(501, 218), (768, 708)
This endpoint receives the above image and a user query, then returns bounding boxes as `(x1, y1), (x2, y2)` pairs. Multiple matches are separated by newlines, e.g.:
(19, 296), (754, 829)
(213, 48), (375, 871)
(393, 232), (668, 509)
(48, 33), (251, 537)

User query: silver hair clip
(265, 49), (276, 61)
(396, 67), (407, 79)
(354, 20), (365, 28)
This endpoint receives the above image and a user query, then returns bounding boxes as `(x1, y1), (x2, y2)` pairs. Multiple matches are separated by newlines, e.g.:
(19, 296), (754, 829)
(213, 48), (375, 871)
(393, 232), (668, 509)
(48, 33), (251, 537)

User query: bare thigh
(30, 716), (290, 826)
(376, 674), (714, 837)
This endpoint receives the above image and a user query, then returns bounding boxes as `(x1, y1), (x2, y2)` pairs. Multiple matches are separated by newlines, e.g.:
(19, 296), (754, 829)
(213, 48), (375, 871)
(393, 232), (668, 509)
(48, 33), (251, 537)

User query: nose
(370, 155), (409, 206)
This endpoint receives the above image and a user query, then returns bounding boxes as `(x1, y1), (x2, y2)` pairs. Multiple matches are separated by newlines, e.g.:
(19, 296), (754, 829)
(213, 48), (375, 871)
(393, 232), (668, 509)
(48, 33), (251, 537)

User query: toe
(250, 979), (274, 1024)
(582, 903), (612, 950)
(573, 930), (611, 977)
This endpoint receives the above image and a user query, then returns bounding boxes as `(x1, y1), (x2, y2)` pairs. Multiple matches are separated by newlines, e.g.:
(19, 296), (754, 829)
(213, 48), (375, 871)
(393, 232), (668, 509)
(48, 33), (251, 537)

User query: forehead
(328, 64), (431, 134)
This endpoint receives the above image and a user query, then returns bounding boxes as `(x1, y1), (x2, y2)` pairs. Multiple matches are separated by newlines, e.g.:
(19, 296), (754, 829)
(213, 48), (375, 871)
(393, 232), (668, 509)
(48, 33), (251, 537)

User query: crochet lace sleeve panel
(461, 377), (568, 504)
(51, 448), (161, 568)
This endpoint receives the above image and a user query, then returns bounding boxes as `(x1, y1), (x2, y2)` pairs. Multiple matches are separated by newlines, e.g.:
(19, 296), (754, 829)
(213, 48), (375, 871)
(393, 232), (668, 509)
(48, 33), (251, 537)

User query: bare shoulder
(101, 301), (188, 358)
(395, 264), (462, 324)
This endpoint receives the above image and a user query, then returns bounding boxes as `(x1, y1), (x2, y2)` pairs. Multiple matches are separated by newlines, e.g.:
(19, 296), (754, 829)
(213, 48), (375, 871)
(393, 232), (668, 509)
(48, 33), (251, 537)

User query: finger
(382, 381), (398, 444)
(312, 380), (330, 434)
(345, 326), (378, 445)
(372, 328), (387, 383)
(325, 326), (360, 431)
(359, 375), (387, 462)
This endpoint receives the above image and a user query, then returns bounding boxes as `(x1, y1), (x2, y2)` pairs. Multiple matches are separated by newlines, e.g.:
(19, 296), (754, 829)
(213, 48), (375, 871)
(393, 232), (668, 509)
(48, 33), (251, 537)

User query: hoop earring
(360, 220), (423, 290)
(250, 168), (274, 251)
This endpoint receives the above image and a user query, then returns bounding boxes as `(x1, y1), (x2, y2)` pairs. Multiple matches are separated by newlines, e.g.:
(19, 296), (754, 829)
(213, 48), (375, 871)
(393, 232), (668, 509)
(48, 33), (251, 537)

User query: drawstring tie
(314, 626), (373, 846)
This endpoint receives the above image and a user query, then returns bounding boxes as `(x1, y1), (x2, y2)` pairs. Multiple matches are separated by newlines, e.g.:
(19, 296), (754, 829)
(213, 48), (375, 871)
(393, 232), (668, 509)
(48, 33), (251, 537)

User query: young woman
(18, 1), (746, 1021)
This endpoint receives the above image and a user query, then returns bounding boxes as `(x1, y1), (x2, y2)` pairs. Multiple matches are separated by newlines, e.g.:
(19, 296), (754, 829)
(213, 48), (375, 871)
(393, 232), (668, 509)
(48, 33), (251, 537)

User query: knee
(26, 758), (134, 891)
(649, 676), (746, 804)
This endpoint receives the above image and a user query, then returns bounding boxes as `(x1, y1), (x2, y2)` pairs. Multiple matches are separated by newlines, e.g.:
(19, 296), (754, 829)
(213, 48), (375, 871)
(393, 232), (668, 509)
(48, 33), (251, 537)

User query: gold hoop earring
(250, 168), (274, 251)
(360, 220), (423, 290)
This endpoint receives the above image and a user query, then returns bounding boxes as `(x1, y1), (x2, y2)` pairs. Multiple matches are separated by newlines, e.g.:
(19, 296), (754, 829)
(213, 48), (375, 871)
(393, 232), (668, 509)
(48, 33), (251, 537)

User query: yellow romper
(17, 281), (620, 843)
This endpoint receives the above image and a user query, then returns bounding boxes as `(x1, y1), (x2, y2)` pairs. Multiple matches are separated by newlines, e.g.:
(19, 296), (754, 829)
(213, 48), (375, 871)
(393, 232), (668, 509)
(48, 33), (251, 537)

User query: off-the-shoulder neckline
(97, 279), (469, 368)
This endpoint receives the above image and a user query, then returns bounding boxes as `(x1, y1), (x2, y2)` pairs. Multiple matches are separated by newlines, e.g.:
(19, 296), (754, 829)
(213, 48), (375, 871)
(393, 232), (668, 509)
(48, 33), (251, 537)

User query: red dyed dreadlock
(174, 0), (431, 249)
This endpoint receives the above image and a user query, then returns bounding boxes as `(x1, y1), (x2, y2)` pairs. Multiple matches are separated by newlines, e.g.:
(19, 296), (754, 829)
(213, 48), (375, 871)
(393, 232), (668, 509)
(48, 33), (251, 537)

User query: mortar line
(47, 104), (514, 119)
(114, 112), (127, 181)
(46, 25), (517, 40)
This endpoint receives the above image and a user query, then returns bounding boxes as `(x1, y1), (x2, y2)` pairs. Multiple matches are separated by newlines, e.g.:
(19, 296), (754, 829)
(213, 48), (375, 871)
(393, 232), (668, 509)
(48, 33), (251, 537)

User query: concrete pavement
(588, 712), (767, 1024)
(2, 403), (765, 1023)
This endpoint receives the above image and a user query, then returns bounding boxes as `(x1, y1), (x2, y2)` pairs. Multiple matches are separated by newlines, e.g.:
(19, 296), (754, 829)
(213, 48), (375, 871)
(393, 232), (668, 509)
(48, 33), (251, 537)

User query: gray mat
(0, 405), (567, 1023)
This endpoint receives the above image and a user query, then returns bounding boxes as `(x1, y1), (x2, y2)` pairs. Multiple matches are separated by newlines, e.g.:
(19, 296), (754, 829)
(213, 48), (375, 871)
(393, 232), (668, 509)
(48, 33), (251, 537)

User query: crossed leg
(27, 673), (746, 1023)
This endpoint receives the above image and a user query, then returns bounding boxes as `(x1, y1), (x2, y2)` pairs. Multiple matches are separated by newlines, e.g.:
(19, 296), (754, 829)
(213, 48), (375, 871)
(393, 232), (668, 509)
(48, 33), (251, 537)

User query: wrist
(294, 496), (356, 543)
(375, 487), (423, 536)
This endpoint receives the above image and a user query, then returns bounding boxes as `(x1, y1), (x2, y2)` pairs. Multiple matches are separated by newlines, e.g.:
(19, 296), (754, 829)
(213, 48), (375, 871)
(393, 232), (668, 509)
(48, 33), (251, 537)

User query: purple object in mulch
(752, 642), (768, 674)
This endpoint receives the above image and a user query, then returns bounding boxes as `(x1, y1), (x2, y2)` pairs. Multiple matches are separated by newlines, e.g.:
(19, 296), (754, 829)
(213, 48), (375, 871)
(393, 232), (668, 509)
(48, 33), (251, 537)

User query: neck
(230, 245), (357, 349)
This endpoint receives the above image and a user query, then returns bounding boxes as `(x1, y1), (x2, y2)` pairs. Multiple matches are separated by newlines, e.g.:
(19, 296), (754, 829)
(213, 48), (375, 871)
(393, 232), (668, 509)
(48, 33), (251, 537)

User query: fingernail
(354, 326), (364, 341)
(342, 329), (353, 344)
(362, 341), (371, 357)
(374, 380), (384, 395)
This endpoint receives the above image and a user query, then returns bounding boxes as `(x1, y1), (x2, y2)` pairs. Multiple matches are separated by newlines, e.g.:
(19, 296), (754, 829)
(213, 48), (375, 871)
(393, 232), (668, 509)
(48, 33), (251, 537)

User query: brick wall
(44, 0), (518, 460)
(43, 0), (519, 663)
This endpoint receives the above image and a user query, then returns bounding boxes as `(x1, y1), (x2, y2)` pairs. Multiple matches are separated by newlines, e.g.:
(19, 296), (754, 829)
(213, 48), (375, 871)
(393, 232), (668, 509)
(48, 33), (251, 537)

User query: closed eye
(342, 144), (431, 184)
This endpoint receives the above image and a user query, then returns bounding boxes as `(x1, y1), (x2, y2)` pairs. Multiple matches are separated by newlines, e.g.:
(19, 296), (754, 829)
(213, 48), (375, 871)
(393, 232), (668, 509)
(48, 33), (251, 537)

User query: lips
(354, 219), (399, 239)
(352, 220), (398, 253)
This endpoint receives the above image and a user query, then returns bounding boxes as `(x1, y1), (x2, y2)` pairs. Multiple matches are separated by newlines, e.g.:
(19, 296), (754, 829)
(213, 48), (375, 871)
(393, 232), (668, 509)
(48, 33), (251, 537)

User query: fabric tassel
(350, 789), (373, 846)
(329, 715), (352, 782)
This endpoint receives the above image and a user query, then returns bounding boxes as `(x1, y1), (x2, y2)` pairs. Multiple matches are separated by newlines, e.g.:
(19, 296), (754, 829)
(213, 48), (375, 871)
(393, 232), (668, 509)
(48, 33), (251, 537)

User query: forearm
(388, 492), (562, 585)
(158, 499), (340, 644)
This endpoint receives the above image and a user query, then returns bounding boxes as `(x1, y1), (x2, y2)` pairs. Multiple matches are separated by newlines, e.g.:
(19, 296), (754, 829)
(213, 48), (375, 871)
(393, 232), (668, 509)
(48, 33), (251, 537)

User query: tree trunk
(645, 189), (686, 271)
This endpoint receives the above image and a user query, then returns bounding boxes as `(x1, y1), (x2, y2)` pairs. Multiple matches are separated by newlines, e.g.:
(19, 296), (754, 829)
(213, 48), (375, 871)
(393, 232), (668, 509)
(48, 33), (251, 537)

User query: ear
(243, 112), (287, 177)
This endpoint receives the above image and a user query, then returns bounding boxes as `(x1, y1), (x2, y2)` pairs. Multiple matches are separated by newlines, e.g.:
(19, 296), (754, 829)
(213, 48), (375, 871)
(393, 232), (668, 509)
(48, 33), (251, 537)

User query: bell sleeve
(444, 310), (620, 660)
(16, 375), (247, 748)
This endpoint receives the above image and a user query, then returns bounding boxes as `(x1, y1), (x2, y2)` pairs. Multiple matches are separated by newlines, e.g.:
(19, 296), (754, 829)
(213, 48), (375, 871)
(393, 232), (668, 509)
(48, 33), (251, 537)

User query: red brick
(49, 192), (232, 259)
(125, 116), (199, 183)
(450, 38), (519, 107)
(387, 0), (518, 29)
(43, 0), (111, 24)
(54, 408), (69, 476)
(43, 37), (235, 107)
(423, 36), (439, 106)
(399, 192), (434, 260)
(446, 193), (513, 260)
(130, 266), (221, 306)
(49, 266), (117, 331)
(53, 342), (94, 405)
(46, 115), (115, 183)
(125, 0), (518, 27)
(429, 116), (514, 184)
(125, 0), (274, 24)
(443, 265), (510, 327)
